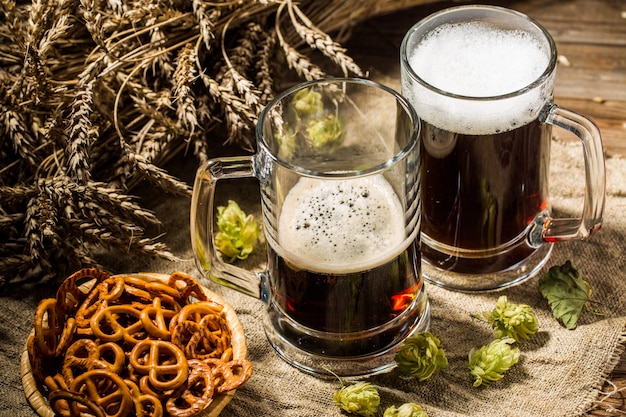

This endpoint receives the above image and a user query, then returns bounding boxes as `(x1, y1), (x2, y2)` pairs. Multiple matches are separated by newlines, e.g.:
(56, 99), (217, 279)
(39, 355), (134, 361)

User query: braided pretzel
(74, 289), (107, 336)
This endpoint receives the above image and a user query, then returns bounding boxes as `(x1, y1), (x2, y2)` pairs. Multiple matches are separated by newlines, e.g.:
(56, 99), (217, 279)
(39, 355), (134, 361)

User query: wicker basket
(20, 272), (248, 417)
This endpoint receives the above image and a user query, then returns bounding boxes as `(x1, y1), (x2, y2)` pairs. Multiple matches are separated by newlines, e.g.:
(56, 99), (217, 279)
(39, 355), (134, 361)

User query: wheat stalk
(0, 0), (440, 287)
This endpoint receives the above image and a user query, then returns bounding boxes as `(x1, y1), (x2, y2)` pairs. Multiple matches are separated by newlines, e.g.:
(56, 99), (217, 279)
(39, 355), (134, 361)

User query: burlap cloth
(1, 135), (625, 417)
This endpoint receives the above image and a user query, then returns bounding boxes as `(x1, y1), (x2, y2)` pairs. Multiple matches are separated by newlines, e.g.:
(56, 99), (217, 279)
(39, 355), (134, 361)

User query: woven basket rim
(21, 272), (247, 417)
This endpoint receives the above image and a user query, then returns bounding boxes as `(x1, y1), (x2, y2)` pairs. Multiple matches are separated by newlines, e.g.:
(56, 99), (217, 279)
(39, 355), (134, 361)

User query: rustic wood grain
(343, 1), (626, 415)
(344, 0), (626, 157)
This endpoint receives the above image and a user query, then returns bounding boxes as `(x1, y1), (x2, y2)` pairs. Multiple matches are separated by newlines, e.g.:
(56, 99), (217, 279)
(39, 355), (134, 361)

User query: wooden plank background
(343, 0), (626, 157)
(342, 0), (626, 415)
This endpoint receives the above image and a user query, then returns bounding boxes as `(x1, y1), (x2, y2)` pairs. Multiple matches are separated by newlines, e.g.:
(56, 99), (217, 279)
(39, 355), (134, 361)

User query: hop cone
(383, 403), (429, 417)
(468, 337), (520, 387)
(483, 296), (539, 341)
(333, 381), (380, 417)
(215, 200), (261, 262)
(292, 88), (323, 117)
(395, 332), (448, 381)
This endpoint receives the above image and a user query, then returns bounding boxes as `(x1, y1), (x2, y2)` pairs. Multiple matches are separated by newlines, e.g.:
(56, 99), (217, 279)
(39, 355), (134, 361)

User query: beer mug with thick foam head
(190, 78), (430, 377)
(400, 5), (605, 292)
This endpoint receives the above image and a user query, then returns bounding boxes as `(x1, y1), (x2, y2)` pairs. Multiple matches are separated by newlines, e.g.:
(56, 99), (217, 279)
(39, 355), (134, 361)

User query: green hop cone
(333, 381), (380, 417)
(483, 295), (539, 341)
(394, 332), (448, 381)
(215, 200), (261, 262)
(383, 403), (429, 417)
(306, 113), (345, 150)
(468, 337), (520, 387)
(291, 88), (323, 118)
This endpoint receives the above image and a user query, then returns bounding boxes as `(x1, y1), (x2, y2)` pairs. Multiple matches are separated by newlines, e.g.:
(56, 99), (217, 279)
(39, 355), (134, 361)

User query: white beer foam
(403, 21), (553, 135)
(278, 175), (406, 273)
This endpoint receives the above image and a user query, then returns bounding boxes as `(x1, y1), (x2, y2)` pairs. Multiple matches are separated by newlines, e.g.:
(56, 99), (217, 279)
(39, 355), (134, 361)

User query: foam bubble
(411, 22), (548, 97)
(278, 175), (405, 272)
(403, 21), (554, 135)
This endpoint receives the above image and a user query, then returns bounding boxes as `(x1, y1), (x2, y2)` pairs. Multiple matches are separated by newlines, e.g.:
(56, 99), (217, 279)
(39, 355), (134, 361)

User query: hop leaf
(483, 296), (539, 341)
(333, 381), (380, 417)
(539, 260), (591, 329)
(383, 403), (429, 417)
(215, 200), (261, 262)
(468, 338), (520, 387)
(394, 332), (448, 381)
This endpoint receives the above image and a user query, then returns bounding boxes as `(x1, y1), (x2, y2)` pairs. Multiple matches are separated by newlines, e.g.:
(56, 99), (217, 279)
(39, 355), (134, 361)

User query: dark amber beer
(266, 176), (425, 356)
(191, 79), (432, 376)
(401, 6), (605, 291)
(419, 119), (551, 274)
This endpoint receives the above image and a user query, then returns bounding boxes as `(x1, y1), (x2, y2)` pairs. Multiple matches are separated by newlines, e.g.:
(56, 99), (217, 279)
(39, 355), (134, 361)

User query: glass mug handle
(528, 103), (606, 245)
(189, 156), (270, 303)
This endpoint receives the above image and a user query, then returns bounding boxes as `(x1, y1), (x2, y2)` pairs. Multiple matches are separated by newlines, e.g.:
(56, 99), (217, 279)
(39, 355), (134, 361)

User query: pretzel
(60, 339), (126, 389)
(69, 369), (134, 417)
(217, 359), (253, 393)
(33, 298), (76, 357)
(168, 272), (208, 302)
(138, 375), (175, 402)
(126, 379), (164, 417)
(43, 373), (69, 396)
(129, 339), (189, 392)
(75, 287), (108, 335)
(165, 363), (215, 417)
(29, 269), (252, 417)
(171, 313), (231, 360)
(61, 339), (99, 384)
(56, 268), (110, 316)
(126, 277), (182, 300)
(140, 297), (178, 340)
(169, 302), (225, 333)
(94, 341), (126, 374)
(91, 304), (147, 345)
(190, 358), (253, 394)
(122, 277), (181, 310)
(48, 389), (106, 417)
(27, 334), (48, 385)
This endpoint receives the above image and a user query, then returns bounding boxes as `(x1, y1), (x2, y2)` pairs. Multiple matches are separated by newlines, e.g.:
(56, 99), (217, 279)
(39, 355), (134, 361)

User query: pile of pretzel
(27, 268), (253, 417)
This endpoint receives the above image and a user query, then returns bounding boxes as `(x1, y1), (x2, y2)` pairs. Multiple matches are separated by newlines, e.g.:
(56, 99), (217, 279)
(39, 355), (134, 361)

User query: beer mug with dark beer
(191, 78), (430, 377)
(401, 5), (605, 292)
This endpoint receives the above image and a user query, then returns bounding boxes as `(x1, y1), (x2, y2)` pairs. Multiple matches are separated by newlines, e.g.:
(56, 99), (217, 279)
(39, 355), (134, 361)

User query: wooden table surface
(343, 0), (626, 414)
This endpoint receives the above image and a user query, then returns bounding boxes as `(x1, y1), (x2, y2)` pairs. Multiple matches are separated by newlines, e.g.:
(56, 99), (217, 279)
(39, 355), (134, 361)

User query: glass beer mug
(400, 5), (606, 292)
(190, 78), (430, 377)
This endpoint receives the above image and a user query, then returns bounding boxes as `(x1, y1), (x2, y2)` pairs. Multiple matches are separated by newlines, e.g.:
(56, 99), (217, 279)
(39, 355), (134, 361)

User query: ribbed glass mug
(190, 78), (430, 377)
(400, 5), (606, 292)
